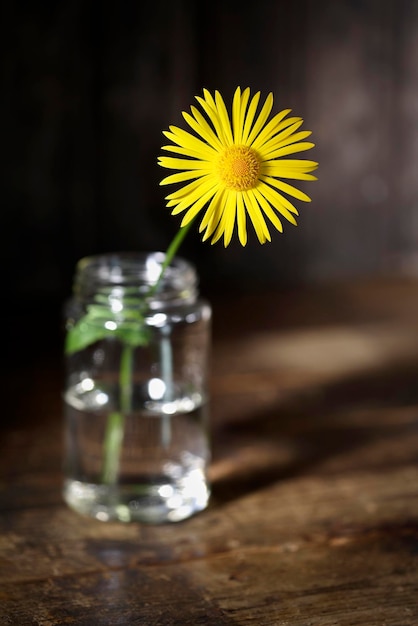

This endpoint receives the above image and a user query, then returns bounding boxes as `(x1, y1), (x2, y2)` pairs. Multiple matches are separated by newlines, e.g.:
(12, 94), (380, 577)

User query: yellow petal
(246, 93), (275, 146)
(214, 90), (234, 146)
(260, 175), (312, 202)
(252, 116), (302, 151)
(243, 190), (270, 244)
(209, 221), (225, 245)
(232, 87), (250, 145)
(163, 127), (216, 157)
(252, 187), (284, 233)
(180, 184), (220, 225)
(170, 179), (218, 214)
(262, 130), (312, 158)
(262, 169), (318, 181)
(161, 144), (212, 160)
(201, 191), (226, 240)
(222, 191), (237, 246)
(210, 195), (235, 245)
(236, 192), (247, 246)
(241, 90), (261, 145)
(257, 182), (299, 224)
(199, 189), (224, 231)
(265, 142), (315, 159)
(158, 156), (212, 171)
(263, 158), (318, 171)
(232, 87), (242, 144)
(182, 110), (223, 152)
(196, 90), (228, 145)
(160, 170), (208, 186)
(165, 174), (215, 200)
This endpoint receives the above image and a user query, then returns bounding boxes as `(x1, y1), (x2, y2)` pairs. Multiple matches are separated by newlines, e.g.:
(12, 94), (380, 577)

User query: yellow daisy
(158, 87), (318, 247)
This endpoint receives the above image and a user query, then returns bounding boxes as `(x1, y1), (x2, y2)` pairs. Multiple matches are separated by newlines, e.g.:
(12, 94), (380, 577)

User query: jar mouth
(74, 252), (198, 305)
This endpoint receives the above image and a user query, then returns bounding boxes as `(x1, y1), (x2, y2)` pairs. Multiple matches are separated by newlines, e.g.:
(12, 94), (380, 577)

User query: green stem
(120, 344), (134, 414)
(101, 221), (195, 485)
(101, 411), (124, 485)
(102, 344), (134, 484)
(148, 221), (195, 298)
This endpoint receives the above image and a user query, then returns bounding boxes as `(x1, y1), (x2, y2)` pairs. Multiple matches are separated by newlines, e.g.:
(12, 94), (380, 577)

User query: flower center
(217, 146), (260, 191)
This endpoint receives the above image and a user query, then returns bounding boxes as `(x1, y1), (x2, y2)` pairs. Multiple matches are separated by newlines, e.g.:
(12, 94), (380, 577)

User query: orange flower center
(217, 146), (260, 191)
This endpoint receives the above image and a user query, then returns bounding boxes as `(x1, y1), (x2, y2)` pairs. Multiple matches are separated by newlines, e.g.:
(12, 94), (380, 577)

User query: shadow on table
(210, 357), (418, 505)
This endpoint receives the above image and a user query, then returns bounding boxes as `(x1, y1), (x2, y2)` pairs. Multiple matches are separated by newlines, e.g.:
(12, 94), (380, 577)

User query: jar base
(63, 477), (210, 524)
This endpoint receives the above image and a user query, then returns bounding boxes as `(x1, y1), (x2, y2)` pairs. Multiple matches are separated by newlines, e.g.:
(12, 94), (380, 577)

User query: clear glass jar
(63, 252), (211, 523)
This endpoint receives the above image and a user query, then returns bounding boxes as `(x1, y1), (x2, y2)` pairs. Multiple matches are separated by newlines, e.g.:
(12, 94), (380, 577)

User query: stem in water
(102, 344), (134, 484)
(101, 221), (195, 485)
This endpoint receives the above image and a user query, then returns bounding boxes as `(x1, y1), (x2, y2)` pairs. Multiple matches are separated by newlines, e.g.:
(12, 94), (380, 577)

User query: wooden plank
(1, 462), (418, 623)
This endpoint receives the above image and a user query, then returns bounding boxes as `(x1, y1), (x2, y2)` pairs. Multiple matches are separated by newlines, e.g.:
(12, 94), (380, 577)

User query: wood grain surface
(2, 279), (418, 625)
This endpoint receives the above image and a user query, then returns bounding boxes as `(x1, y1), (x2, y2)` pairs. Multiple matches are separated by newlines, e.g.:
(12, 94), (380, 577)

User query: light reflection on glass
(148, 378), (166, 400)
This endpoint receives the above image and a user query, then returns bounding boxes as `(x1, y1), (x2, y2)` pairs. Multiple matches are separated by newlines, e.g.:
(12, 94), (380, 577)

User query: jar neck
(73, 252), (198, 307)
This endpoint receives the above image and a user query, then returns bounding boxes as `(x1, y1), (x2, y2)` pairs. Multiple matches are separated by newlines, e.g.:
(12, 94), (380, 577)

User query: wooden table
(2, 279), (418, 625)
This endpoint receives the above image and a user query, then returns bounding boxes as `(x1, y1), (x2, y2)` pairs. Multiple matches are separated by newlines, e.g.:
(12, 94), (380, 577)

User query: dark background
(3, 0), (418, 342)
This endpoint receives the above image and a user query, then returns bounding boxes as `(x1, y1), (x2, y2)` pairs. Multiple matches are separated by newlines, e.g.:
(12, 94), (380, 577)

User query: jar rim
(72, 251), (198, 306)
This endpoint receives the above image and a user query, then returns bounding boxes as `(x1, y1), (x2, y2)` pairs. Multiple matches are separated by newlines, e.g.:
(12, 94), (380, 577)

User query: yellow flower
(158, 87), (318, 247)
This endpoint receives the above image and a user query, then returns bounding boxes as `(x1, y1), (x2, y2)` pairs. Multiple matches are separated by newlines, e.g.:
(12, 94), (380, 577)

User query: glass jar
(63, 252), (211, 523)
